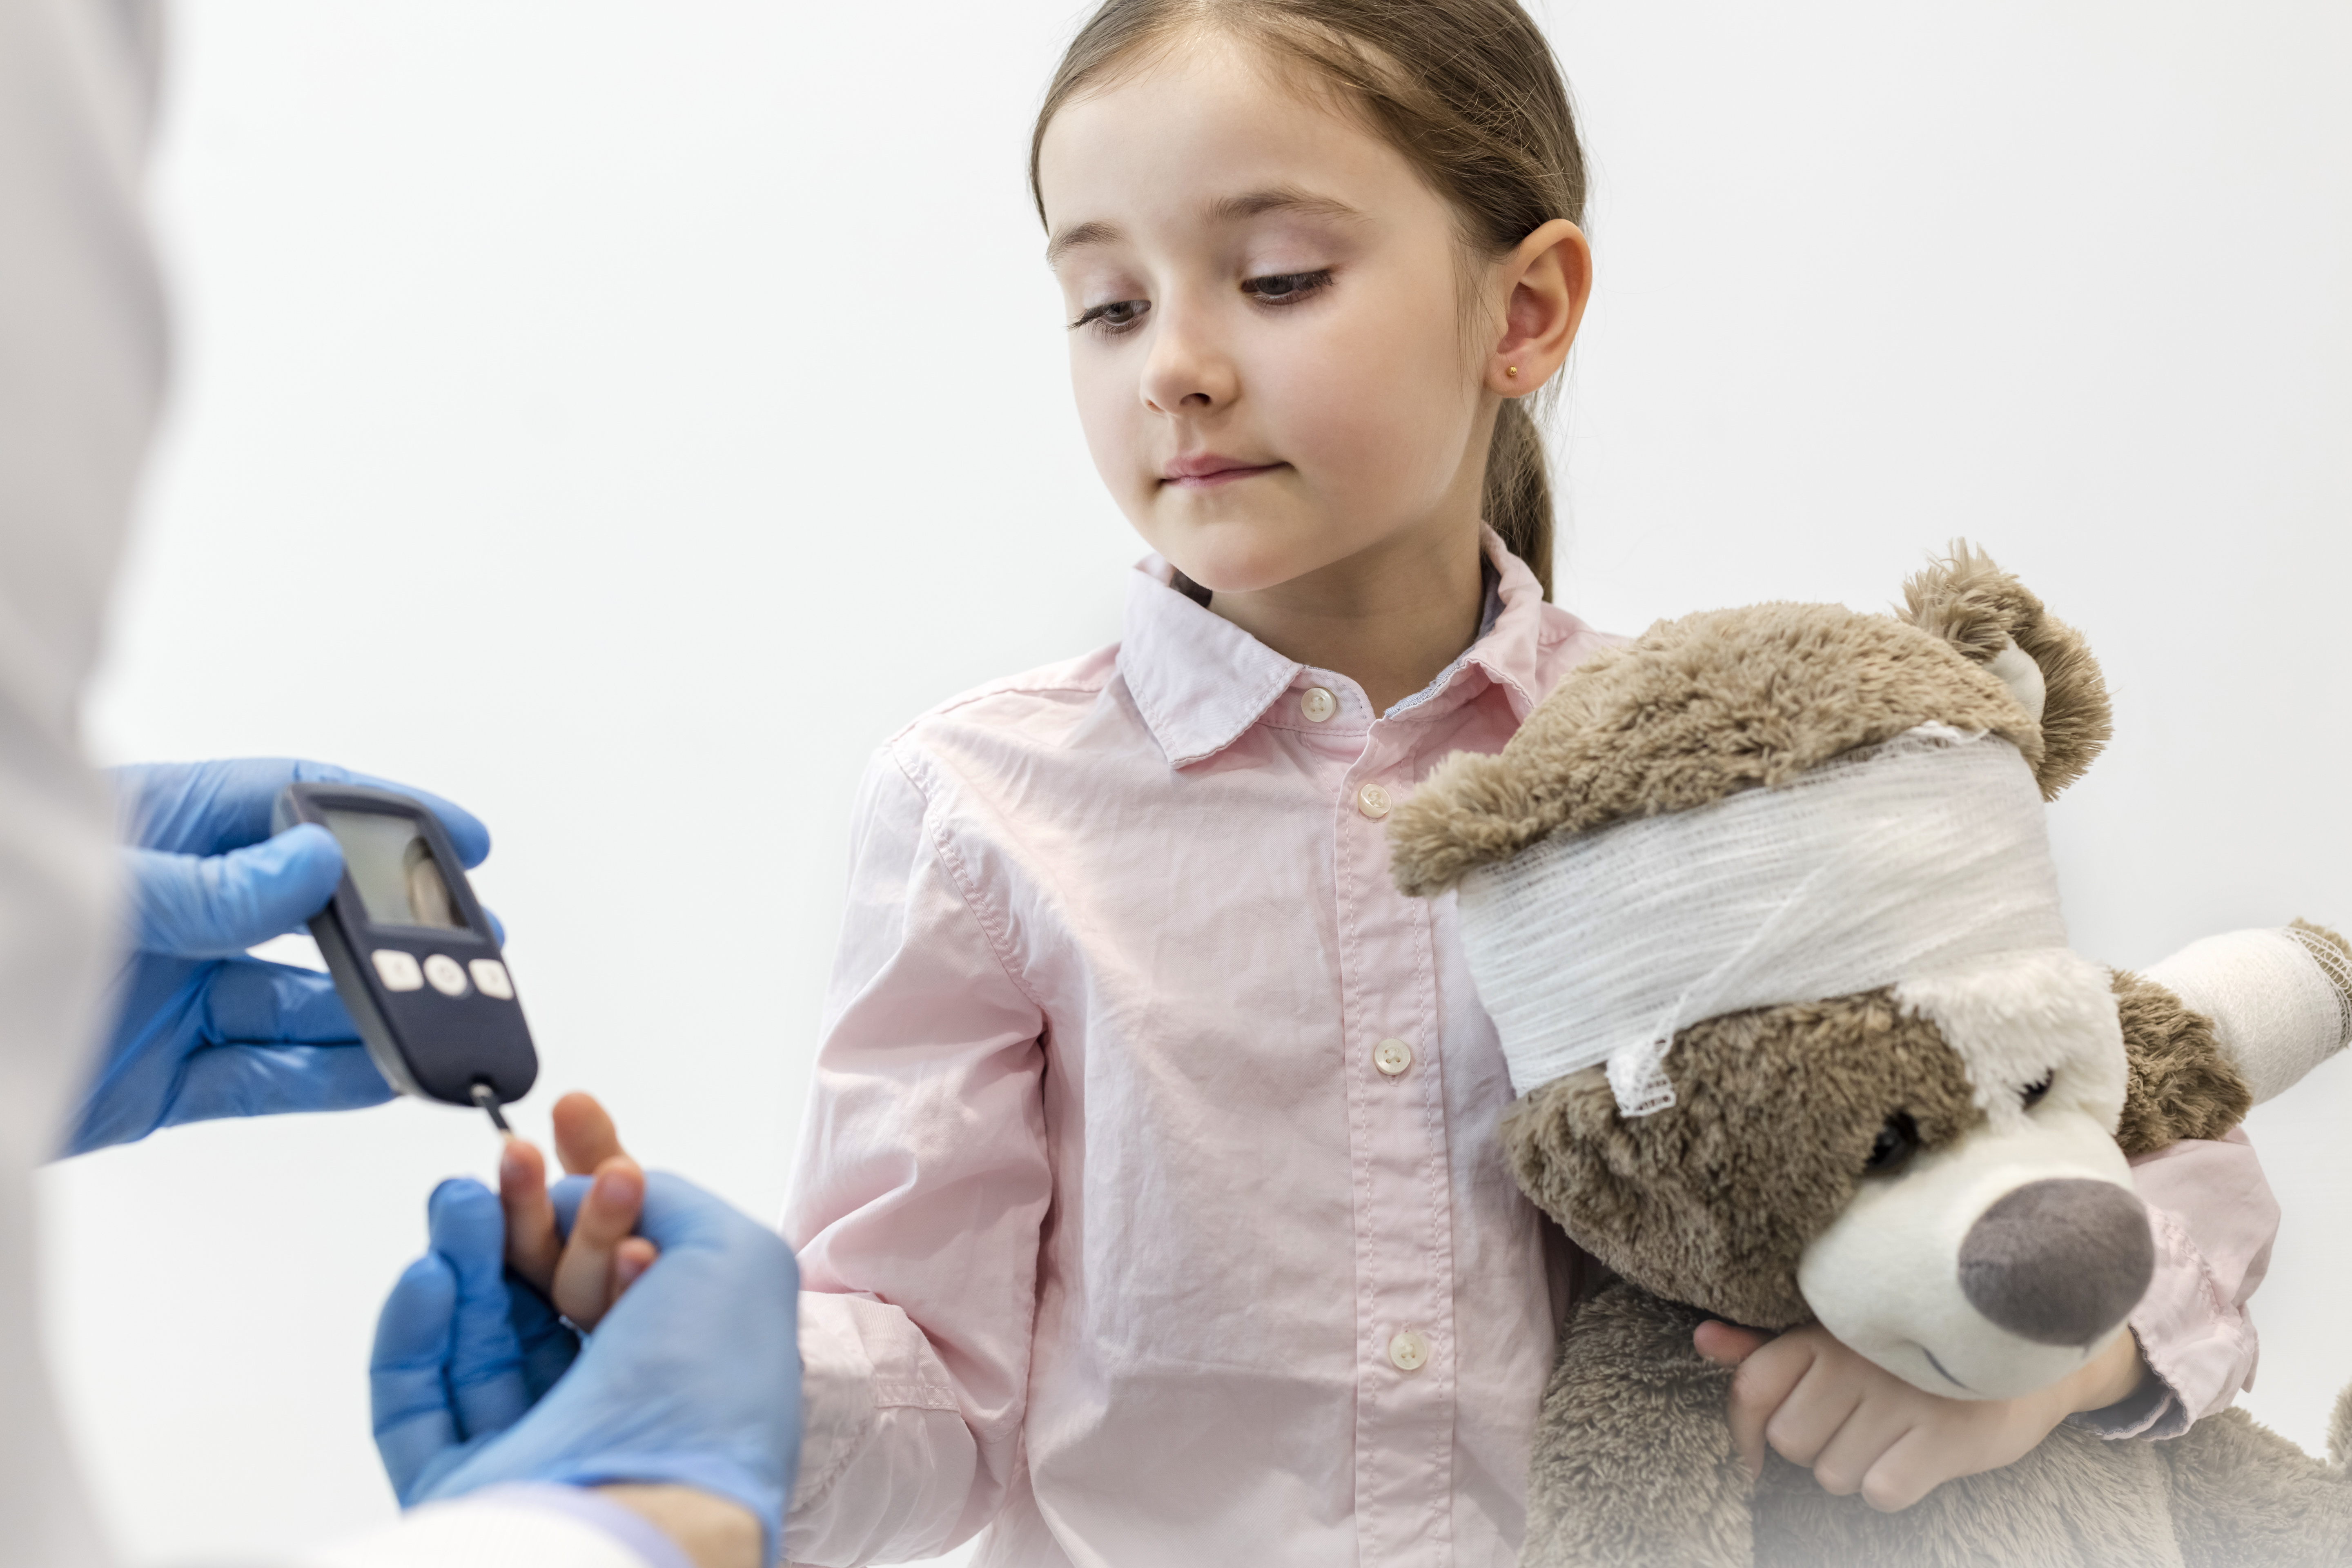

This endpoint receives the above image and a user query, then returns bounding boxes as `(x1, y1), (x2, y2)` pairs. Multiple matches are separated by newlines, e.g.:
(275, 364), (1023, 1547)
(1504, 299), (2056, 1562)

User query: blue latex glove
(68, 759), (493, 1154)
(371, 1174), (803, 1560)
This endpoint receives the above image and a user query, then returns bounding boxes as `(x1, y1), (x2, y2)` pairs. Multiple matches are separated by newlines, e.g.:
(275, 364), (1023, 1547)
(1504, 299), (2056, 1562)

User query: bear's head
(1389, 546), (2251, 1401)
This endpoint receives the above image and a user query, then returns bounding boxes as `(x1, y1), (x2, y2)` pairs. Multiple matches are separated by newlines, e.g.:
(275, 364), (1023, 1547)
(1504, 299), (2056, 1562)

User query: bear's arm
(1523, 1281), (1755, 1568)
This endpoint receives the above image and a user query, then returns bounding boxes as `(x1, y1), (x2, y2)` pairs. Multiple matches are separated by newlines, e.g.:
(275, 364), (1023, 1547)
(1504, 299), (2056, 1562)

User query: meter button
(422, 954), (469, 997)
(469, 959), (514, 1000)
(372, 950), (425, 992)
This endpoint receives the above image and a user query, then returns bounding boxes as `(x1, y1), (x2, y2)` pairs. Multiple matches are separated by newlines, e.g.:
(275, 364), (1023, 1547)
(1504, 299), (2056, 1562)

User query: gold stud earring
(1506, 365), (1520, 379)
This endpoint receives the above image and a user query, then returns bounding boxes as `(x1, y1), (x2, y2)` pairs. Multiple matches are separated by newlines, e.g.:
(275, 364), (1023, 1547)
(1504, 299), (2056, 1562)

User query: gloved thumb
(125, 824), (343, 958)
(371, 1252), (462, 1504)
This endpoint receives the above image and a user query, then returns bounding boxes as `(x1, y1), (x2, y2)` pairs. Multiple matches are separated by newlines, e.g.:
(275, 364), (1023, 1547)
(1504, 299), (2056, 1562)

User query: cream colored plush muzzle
(1799, 951), (2144, 1399)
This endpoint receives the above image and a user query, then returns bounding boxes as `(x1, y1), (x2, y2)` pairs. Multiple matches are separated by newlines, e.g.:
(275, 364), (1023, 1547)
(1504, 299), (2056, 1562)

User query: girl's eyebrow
(1205, 186), (1364, 227)
(1046, 220), (1122, 267)
(1044, 188), (1364, 267)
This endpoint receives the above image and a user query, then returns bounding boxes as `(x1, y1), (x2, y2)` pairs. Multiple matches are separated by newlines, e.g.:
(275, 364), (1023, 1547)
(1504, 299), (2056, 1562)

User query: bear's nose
(1957, 1179), (2154, 1346)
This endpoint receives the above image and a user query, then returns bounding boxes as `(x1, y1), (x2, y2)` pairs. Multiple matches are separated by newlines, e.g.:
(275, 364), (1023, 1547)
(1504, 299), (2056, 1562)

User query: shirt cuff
(2065, 1344), (2188, 1440)
(469, 1484), (697, 1568)
(2126, 1200), (2262, 1431)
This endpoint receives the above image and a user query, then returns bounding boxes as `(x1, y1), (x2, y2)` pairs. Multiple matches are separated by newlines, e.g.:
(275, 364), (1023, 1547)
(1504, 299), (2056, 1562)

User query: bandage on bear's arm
(2140, 923), (2352, 1108)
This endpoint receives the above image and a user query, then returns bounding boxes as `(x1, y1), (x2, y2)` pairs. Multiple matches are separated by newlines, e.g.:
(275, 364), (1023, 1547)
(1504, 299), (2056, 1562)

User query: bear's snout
(1957, 1179), (2153, 1346)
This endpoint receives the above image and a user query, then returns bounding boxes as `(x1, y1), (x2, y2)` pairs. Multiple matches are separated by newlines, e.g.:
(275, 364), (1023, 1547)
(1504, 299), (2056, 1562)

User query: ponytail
(1485, 398), (1554, 600)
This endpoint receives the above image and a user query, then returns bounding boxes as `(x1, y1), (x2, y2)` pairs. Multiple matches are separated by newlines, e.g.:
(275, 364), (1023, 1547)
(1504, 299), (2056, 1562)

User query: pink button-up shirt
(781, 534), (2275, 1567)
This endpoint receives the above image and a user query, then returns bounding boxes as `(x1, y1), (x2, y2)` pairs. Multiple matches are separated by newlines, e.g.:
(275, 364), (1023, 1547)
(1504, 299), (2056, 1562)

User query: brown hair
(1030, 0), (1587, 598)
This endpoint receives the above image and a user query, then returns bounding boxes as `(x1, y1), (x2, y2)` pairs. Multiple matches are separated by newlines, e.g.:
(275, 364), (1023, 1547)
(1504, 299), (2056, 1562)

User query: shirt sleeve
(780, 744), (1051, 1566)
(2075, 1129), (2278, 1439)
(291, 1486), (688, 1568)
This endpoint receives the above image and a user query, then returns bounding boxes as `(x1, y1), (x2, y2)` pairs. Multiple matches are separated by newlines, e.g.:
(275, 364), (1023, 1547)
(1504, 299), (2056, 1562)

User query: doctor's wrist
(595, 1484), (762, 1568)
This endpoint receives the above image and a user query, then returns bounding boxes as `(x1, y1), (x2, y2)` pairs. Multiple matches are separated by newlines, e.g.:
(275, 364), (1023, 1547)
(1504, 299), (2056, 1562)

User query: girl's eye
(2020, 1074), (2054, 1110)
(1862, 1112), (1920, 1177)
(1241, 269), (1332, 304)
(1072, 298), (1149, 335)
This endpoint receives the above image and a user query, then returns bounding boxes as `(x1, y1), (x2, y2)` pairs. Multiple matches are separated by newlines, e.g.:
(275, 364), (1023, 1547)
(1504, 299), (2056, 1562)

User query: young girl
(510, 2), (2278, 1561)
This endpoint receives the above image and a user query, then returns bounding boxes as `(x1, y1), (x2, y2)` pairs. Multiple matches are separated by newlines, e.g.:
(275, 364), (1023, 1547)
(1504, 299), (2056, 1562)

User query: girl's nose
(1138, 305), (1237, 414)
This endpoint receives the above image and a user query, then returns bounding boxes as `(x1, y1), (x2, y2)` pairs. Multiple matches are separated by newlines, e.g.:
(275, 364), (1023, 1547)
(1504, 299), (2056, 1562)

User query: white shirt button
(422, 953), (470, 997)
(371, 949), (424, 992)
(1388, 1329), (1430, 1372)
(1357, 782), (1392, 819)
(469, 958), (515, 1000)
(1300, 686), (1338, 723)
(1373, 1038), (1414, 1076)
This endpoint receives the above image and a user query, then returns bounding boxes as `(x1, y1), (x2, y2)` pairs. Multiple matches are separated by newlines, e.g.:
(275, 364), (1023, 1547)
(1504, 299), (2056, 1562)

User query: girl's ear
(1487, 218), (1592, 397)
(1899, 542), (2113, 799)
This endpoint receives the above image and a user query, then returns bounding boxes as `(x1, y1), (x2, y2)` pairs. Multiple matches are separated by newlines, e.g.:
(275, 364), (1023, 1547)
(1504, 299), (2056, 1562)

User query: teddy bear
(1386, 545), (2352, 1566)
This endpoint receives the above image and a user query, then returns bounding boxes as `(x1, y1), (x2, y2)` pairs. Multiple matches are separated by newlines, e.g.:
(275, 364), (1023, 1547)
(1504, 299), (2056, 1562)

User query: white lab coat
(0, 1), (660, 1562)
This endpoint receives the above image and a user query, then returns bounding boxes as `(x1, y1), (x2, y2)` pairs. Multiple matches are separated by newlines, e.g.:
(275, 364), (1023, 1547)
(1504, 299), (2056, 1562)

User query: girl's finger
(498, 1136), (561, 1294)
(1725, 1333), (1815, 1479)
(1762, 1359), (1867, 1470)
(1859, 1426), (1950, 1514)
(1805, 1402), (1914, 1499)
(1694, 1320), (1768, 1366)
(613, 1236), (659, 1293)
(551, 1155), (644, 1327)
(553, 1091), (628, 1175)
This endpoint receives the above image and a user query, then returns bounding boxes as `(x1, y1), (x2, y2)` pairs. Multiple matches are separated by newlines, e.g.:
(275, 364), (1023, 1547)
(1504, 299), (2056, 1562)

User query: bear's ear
(1900, 542), (2112, 799)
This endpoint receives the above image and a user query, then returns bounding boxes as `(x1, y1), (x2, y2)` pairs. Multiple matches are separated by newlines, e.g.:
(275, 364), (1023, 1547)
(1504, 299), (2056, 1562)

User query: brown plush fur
(1899, 543), (2113, 799)
(1503, 991), (1983, 1328)
(1526, 1285), (1754, 1565)
(2156, 1408), (2352, 1566)
(2109, 969), (2253, 1155)
(1390, 604), (2033, 896)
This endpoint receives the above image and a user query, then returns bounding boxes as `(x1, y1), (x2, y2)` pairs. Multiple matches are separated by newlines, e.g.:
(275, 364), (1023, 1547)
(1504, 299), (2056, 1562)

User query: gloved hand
(67, 759), (492, 1154)
(370, 1172), (803, 1563)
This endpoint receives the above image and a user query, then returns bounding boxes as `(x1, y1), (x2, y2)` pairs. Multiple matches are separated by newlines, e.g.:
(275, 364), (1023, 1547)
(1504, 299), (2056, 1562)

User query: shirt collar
(1118, 525), (1551, 768)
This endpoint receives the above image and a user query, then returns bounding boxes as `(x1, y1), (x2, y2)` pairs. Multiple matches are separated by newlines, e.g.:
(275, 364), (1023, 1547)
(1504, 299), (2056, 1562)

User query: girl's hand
(1694, 1321), (2145, 1512)
(498, 1091), (655, 1329)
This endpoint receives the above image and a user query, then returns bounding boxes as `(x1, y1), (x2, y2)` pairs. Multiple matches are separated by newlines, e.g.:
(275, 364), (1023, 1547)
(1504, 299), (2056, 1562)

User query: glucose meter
(272, 782), (537, 1128)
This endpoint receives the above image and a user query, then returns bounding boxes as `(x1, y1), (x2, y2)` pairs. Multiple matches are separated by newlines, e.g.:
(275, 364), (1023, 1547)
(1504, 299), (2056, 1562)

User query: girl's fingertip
(594, 1165), (643, 1207)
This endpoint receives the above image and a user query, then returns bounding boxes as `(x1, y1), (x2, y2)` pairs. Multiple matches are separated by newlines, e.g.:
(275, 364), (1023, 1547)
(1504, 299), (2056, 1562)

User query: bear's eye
(1863, 1112), (1920, 1177)
(2020, 1074), (2054, 1110)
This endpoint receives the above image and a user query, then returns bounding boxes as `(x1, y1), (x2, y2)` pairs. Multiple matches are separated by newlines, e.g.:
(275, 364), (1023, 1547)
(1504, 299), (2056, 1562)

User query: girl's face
(1038, 40), (1516, 595)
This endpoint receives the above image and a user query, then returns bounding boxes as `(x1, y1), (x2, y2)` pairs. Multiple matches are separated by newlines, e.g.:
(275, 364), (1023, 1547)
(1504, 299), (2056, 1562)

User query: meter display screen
(322, 809), (467, 931)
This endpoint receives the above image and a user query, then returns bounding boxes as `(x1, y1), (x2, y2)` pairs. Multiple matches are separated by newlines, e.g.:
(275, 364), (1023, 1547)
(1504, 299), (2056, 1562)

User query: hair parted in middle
(1029, 0), (1588, 599)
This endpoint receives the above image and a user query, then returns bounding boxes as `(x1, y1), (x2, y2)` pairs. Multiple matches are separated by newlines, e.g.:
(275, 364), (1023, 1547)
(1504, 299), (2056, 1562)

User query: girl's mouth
(1162, 456), (1282, 489)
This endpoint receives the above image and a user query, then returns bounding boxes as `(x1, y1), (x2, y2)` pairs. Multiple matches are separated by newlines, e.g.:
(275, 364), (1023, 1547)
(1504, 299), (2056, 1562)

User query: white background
(36, 1), (2351, 1561)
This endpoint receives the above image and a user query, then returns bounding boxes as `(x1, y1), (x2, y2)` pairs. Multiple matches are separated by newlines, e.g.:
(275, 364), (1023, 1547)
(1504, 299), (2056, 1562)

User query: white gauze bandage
(1456, 725), (2069, 1114)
